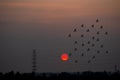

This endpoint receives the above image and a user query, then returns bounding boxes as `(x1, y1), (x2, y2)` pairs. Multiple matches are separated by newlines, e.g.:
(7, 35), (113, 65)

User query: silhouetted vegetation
(0, 71), (120, 80)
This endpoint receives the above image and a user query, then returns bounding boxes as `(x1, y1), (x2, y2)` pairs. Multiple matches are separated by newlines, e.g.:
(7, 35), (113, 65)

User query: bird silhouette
(74, 48), (77, 51)
(73, 29), (77, 32)
(87, 48), (90, 51)
(81, 34), (84, 38)
(87, 41), (90, 44)
(97, 31), (100, 35)
(81, 24), (84, 27)
(92, 56), (95, 59)
(92, 36), (95, 40)
(75, 60), (78, 63)
(81, 43), (85, 47)
(66, 19), (109, 64)
(97, 50), (100, 53)
(106, 51), (108, 54)
(86, 29), (90, 32)
(100, 45), (103, 48)
(96, 38), (99, 42)
(88, 60), (91, 63)
(81, 53), (84, 56)
(68, 34), (71, 37)
(100, 26), (103, 29)
(91, 24), (94, 28)
(105, 32), (108, 35)
(92, 43), (95, 47)
(96, 19), (99, 23)
(74, 41), (78, 44)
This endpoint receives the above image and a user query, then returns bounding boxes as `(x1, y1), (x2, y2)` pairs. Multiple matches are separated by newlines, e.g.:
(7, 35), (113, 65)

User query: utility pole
(32, 49), (36, 74)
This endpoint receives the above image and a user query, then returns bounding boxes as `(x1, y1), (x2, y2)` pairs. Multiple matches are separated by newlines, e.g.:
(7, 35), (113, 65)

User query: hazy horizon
(0, 0), (120, 73)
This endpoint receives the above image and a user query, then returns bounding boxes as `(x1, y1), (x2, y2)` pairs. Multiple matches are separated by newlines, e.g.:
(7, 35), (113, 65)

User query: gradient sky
(0, 0), (120, 73)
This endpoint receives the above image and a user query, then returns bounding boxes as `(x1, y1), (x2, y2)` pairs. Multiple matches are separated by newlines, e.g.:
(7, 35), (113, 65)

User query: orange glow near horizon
(0, 0), (119, 25)
(61, 53), (69, 61)
(0, 0), (119, 16)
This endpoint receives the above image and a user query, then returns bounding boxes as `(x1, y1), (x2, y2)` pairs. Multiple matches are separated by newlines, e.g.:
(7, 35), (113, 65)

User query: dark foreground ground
(0, 71), (120, 80)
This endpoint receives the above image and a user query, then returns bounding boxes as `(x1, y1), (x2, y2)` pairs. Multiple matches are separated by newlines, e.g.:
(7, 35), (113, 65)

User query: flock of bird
(67, 19), (109, 63)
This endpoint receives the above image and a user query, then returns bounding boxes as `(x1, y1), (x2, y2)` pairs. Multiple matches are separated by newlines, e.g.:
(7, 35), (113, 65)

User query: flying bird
(81, 24), (84, 27)
(66, 19), (109, 64)
(105, 32), (108, 35)
(74, 48), (77, 51)
(75, 60), (78, 63)
(91, 24), (94, 28)
(92, 36), (95, 40)
(81, 34), (84, 38)
(97, 50), (100, 53)
(82, 43), (85, 46)
(73, 29), (77, 32)
(100, 26), (103, 29)
(106, 51), (109, 54)
(97, 31), (100, 35)
(100, 45), (103, 48)
(92, 56), (95, 59)
(87, 48), (90, 51)
(86, 29), (90, 32)
(74, 41), (78, 44)
(92, 43), (95, 47)
(96, 19), (99, 23)
(88, 60), (91, 63)
(87, 41), (90, 44)
(68, 34), (71, 37)
(96, 38), (99, 42)
(81, 53), (84, 56)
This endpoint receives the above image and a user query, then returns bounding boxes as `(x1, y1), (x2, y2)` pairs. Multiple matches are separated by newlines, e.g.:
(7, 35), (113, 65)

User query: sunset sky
(0, 0), (120, 73)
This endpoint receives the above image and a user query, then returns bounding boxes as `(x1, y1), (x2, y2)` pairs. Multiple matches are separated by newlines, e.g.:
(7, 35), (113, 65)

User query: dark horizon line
(1, 70), (120, 74)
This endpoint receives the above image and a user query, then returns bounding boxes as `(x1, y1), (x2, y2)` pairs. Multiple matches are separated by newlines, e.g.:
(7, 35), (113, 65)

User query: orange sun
(61, 53), (69, 61)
